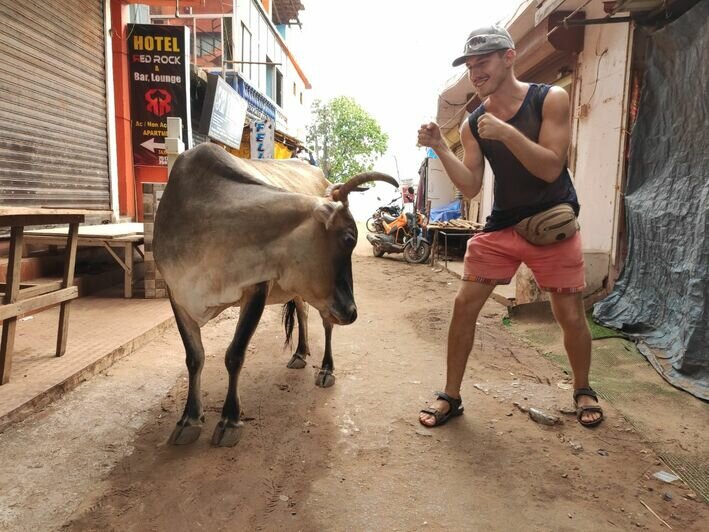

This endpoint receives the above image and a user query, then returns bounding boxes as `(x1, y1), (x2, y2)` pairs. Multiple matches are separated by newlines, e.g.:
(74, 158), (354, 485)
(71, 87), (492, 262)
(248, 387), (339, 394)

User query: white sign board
(249, 119), (275, 159)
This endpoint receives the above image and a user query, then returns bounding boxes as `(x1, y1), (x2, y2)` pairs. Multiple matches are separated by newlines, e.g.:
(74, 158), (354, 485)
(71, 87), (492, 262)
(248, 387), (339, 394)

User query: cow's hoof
(287, 353), (308, 369)
(315, 370), (335, 388)
(168, 421), (203, 446)
(211, 419), (244, 447)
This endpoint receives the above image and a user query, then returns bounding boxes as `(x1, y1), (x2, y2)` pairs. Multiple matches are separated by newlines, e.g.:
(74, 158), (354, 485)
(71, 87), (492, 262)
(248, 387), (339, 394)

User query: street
(1, 239), (706, 531)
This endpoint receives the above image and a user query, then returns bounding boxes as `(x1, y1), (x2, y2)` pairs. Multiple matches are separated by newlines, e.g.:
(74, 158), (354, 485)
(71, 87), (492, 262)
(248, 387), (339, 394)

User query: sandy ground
(1, 238), (707, 531)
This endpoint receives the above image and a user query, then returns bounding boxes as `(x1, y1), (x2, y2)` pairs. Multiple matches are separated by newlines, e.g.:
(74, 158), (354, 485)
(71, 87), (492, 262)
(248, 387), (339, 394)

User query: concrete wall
(571, 5), (632, 260)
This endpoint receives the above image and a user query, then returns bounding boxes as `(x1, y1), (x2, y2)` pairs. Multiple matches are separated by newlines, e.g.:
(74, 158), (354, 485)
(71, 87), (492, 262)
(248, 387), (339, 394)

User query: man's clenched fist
(417, 122), (444, 151)
(477, 113), (512, 141)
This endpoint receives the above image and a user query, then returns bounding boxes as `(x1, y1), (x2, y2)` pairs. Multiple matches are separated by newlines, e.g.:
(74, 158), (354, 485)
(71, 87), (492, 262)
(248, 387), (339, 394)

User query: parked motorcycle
(366, 197), (402, 233)
(366, 188), (431, 264)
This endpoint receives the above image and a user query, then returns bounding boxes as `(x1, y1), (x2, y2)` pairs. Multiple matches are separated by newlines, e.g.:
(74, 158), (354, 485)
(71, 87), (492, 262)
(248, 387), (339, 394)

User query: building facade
(0, 0), (117, 219)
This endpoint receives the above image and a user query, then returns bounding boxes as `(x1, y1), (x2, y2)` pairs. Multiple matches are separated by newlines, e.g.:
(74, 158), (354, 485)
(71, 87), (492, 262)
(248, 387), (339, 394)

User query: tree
(307, 96), (388, 183)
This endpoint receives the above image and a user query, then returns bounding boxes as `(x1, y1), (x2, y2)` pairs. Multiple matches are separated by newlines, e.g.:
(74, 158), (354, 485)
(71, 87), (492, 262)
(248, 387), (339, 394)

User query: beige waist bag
(514, 203), (579, 246)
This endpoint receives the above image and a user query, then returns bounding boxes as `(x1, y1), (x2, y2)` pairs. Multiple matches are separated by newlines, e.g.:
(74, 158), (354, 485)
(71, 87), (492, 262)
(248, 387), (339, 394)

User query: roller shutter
(0, 0), (110, 209)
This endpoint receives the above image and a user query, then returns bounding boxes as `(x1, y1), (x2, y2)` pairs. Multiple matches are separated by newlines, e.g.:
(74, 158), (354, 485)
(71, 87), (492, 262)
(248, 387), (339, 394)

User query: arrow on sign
(140, 138), (166, 153)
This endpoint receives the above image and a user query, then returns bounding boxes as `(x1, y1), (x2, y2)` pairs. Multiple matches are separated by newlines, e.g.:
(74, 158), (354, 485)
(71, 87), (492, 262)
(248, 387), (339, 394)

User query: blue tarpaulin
(430, 199), (462, 222)
(593, 3), (709, 400)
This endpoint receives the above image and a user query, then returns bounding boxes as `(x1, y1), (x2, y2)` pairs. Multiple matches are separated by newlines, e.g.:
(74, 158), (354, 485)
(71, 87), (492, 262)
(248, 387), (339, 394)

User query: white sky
(290, 0), (524, 183)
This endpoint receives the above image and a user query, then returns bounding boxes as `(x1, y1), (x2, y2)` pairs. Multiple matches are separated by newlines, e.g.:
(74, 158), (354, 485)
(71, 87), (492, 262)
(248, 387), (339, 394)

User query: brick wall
(142, 183), (167, 299)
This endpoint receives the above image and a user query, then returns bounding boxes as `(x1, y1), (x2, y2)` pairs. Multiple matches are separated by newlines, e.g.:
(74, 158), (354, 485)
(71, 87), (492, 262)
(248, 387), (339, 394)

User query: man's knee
(555, 303), (588, 333)
(453, 285), (489, 318)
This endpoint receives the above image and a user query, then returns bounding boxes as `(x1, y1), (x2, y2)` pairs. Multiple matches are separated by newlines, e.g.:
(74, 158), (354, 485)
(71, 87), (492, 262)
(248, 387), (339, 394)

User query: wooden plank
(24, 235), (143, 246)
(0, 287), (78, 322)
(24, 222), (144, 238)
(124, 242), (134, 299)
(18, 281), (63, 300)
(0, 208), (85, 228)
(0, 227), (24, 384)
(101, 242), (128, 271)
(56, 223), (79, 357)
(1, 281), (64, 300)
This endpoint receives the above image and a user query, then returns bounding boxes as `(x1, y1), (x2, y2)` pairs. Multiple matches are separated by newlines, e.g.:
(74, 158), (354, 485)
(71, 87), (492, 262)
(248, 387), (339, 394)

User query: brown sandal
(419, 391), (464, 427)
(574, 387), (604, 427)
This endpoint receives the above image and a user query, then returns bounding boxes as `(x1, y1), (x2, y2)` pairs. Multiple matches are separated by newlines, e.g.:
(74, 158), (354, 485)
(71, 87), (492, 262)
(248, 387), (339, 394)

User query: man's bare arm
(477, 87), (570, 183)
(417, 121), (484, 198)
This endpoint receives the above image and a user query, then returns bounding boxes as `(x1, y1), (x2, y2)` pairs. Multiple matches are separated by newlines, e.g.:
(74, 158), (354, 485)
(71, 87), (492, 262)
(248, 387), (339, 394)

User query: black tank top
(468, 83), (580, 232)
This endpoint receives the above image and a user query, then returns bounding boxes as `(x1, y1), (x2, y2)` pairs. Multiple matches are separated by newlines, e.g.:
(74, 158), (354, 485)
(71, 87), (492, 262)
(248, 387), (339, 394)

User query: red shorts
(462, 227), (585, 293)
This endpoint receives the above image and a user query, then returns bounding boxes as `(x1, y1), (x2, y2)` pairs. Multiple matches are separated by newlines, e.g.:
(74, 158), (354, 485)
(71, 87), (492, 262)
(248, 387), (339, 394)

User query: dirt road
(1, 240), (707, 531)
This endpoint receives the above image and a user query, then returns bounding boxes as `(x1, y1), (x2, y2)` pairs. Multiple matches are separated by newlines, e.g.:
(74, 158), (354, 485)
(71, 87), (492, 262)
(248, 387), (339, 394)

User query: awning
(225, 72), (277, 121)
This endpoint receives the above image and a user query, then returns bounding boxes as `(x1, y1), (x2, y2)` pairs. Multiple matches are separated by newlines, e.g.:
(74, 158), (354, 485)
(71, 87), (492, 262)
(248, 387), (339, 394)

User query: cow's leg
(212, 282), (269, 447)
(315, 320), (336, 388)
(287, 297), (310, 369)
(168, 299), (206, 445)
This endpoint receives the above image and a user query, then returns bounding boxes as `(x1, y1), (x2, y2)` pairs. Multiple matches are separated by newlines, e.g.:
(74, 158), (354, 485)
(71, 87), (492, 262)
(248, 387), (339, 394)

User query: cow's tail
(282, 300), (297, 347)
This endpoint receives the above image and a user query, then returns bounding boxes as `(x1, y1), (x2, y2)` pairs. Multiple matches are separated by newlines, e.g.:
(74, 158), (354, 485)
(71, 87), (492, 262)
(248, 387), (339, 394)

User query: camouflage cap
(452, 25), (515, 67)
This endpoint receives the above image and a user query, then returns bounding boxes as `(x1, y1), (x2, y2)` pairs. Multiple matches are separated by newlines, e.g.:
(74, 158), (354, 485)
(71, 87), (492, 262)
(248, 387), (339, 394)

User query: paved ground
(0, 238), (706, 531)
(0, 292), (173, 432)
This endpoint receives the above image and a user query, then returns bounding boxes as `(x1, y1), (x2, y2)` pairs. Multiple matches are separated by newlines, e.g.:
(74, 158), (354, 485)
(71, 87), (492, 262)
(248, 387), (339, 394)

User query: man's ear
(313, 202), (339, 230)
(504, 48), (516, 66)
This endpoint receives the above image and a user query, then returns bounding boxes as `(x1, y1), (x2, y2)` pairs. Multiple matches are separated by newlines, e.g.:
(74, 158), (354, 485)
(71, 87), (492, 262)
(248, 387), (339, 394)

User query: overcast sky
(291, 0), (524, 182)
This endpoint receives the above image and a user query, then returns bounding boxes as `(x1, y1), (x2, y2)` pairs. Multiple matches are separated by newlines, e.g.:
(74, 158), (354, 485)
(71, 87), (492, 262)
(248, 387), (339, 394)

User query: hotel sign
(128, 24), (192, 166)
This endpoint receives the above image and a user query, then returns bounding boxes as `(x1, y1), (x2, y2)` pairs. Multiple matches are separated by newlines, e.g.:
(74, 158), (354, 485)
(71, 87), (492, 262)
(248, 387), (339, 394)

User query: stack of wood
(427, 219), (484, 231)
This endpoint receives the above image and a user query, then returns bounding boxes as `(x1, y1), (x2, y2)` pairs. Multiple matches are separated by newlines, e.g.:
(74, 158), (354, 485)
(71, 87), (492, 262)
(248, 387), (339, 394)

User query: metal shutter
(0, 0), (110, 209)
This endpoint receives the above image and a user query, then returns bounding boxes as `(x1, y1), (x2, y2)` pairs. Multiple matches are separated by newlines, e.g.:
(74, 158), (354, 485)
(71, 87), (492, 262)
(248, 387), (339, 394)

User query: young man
(417, 26), (603, 428)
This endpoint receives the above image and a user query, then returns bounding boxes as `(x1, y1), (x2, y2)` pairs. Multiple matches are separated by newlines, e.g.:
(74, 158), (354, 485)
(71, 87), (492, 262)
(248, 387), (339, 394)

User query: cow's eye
(343, 234), (356, 247)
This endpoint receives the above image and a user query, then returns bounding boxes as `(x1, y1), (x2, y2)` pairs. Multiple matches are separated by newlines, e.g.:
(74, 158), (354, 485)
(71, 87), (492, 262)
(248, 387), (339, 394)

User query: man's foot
(419, 391), (464, 427)
(574, 387), (604, 427)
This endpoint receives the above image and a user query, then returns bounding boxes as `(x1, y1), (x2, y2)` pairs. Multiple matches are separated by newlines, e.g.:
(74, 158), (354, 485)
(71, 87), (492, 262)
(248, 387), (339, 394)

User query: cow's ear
(313, 202), (338, 230)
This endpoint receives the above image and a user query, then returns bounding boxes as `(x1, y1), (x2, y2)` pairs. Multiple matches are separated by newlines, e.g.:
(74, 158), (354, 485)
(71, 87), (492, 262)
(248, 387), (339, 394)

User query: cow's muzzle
(328, 304), (358, 326)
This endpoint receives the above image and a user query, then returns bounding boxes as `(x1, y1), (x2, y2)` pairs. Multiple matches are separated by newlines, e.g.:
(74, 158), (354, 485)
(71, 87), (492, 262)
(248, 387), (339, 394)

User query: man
(417, 26), (603, 428)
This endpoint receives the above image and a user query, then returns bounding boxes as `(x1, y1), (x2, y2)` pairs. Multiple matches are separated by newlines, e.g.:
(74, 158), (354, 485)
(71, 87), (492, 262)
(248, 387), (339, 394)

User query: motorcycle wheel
(372, 242), (385, 257)
(366, 217), (378, 232)
(403, 240), (431, 264)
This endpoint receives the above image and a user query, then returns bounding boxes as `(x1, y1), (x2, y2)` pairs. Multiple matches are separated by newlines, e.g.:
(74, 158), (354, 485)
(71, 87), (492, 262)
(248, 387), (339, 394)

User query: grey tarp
(593, 2), (709, 400)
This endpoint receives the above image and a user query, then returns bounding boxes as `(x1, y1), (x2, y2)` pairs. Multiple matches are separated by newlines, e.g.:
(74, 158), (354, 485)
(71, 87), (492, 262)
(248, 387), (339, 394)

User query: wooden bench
(0, 208), (86, 384)
(23, 223), (144, 299)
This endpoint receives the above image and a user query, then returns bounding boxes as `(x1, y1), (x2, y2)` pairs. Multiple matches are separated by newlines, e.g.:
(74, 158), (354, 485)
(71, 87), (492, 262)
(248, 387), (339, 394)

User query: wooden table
(0, 208), (86, 384)
(24, 223), (144, 299)
(428, 225), (480, 267)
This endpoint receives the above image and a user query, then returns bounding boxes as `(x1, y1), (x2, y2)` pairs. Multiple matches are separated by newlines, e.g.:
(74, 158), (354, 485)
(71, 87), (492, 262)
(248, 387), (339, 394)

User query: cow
(153, 143), (397, 447)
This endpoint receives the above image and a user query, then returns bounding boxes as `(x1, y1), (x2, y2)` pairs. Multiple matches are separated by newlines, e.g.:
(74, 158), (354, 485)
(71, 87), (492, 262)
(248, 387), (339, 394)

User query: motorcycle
(366, 197), (402, 233)
(366, 188), (431, 264)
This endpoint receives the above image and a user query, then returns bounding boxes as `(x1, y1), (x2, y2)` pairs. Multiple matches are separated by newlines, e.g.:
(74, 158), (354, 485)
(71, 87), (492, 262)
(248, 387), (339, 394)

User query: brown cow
(154, 143), (396, 446)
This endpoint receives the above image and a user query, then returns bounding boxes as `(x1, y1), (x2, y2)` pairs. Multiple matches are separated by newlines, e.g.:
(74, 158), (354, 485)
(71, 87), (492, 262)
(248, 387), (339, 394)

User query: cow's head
(304, 172), (398, 325)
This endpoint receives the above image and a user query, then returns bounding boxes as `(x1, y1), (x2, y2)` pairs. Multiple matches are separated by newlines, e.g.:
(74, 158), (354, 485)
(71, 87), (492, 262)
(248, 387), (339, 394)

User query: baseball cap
(451, 26), (515, 67)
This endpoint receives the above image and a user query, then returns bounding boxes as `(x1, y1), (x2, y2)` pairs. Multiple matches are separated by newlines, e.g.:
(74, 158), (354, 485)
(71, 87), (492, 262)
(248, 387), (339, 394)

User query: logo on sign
(145, 89), (172, 116)
(255, 122), (266, 159)
(250, 119), (274, 160)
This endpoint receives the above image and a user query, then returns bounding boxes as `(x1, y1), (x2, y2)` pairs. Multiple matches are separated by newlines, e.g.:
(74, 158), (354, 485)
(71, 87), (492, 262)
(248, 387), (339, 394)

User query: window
(276, 69), (283, 107)
(241, 23), (252, 79)
(196, 33), (219, 57)
(265, 54), (274, 100)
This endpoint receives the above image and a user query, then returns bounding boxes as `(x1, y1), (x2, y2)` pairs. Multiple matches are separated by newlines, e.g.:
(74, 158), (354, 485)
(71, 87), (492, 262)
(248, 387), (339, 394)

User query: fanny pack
(514, 203), (579, 246)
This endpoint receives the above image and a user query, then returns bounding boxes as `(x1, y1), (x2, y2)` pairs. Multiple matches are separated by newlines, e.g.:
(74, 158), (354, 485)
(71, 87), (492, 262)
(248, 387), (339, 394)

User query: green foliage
(307, 96), (388, 183)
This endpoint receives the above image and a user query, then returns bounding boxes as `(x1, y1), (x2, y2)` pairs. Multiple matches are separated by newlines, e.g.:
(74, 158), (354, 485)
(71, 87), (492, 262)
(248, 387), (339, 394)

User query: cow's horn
(333, 172), (399, 203)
